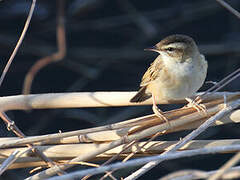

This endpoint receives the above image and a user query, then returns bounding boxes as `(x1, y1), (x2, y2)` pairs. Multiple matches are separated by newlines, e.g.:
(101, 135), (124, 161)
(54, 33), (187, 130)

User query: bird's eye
(166, 47), (174, 52)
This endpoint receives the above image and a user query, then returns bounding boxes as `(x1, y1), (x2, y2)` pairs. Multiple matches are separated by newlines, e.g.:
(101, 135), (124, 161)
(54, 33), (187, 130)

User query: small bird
(130, 34), (208, 122)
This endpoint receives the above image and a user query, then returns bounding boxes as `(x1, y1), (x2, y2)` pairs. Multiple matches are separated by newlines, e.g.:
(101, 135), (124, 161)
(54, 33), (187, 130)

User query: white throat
(160, 53), (197, 76)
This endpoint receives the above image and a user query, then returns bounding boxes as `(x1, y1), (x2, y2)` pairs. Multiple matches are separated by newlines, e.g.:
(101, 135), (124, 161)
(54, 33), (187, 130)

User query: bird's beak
(144, 45), (159, 53)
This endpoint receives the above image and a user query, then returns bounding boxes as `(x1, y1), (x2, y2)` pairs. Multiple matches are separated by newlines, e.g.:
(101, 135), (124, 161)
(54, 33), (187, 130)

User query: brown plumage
(130, 57), (164, 102)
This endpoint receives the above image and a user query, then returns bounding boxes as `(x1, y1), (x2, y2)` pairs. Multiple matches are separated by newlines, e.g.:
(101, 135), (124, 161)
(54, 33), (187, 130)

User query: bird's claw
(152, 104), (171, 128)
(185, 97), (208, 116)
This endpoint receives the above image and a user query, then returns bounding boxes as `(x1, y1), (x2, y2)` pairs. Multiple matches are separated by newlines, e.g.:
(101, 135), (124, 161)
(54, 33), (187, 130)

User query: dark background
(0, 0), (240, 179)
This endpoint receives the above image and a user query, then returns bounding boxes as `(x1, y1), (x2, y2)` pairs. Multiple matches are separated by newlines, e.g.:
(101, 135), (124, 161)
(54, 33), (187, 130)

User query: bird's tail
(130, 86), (152, 102)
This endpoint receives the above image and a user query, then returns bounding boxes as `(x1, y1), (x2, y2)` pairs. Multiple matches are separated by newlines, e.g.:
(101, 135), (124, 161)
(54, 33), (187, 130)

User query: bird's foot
(185, 97), (208, 115)
(152, 104), (171, 128)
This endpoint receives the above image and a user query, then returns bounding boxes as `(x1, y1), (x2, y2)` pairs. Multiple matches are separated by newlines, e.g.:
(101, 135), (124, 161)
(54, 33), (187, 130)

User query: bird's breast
(146, 56), (207, 101)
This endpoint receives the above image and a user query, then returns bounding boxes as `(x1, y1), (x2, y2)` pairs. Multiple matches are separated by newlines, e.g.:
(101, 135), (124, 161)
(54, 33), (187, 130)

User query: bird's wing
(140, 57), (164, 87)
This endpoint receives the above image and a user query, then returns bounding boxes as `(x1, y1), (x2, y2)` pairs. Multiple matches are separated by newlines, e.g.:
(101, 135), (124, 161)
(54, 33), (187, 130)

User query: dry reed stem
(0, 112), (66, 175)
(0, 150), (20, 175)
(0, 92), (237, 178)
(207, 151), (240, 180)
(1, 139), (239, 170)
(159, 166), (240, 180)
(0, 92), (238, 111)
(124, 98), (240, 180)
(0, 109), (239, 147)
(216, 0), (240, 19)
(41, 145), (240, 180)
(25, 98), (240, 179)
(82, 141), (137, 180)
(0, 92), (238, 148)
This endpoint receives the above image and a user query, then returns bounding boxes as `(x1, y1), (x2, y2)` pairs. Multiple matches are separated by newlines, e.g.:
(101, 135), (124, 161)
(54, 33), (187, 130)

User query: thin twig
(160, 170), (209, 180)
(82, 141), (137, 180)
(200, 67), (240, 99)
(22, 0), (66, 95)
(208, 152), (240, 180)
(98, 141), (137, 180)
(0, 0), (36, 87)
(160, 166), (240, 180)
(216, 0), (240, 19)
(0, 112), (66, 175)
(25, 138), (126, 180)
(100, 132), (163, 180)
(0, 150), (20, 175)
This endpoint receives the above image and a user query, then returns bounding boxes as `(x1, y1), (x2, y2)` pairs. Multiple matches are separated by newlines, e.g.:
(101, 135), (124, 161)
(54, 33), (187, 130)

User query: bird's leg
(185, 96), (207, 115)
(152, 95), (170, 127)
